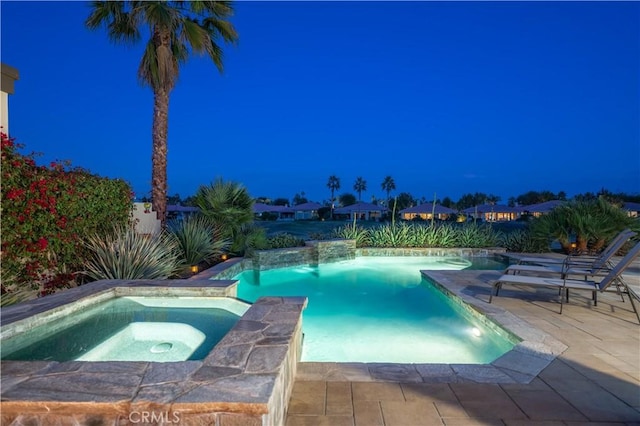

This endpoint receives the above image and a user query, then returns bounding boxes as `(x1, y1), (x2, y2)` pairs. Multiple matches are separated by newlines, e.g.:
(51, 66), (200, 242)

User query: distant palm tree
(486, 194), (501, 205)
(86, 1), (238, 226)
(327, 175), (340, 218)
(381, 175), (396, 205)
(353, 177), (367, 201)
(327, 175), (341, 203)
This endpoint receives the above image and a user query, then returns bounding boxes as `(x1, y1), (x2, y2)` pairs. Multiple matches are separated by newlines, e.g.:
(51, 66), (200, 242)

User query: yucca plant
(167, 215), (230, 267)
(333, 223), (371, 247)
(407, 223), (433, 247)
(499, 229), (541, 253)
(429, 223), (460, 248)
(369, 223), (412, 247)
(456, 223), (500, 248)
(83, 225), (181, 280)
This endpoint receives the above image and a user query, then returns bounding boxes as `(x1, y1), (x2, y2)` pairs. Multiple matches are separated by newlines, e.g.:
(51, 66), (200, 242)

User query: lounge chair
(504, 229), (637, 286)
(490, 241), (640, 322)
(513, 228), (636, 268)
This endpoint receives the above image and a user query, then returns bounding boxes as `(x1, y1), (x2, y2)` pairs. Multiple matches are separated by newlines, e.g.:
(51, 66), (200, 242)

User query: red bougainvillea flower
(6, 189), (24, 200)
(37, 238), (48, 251)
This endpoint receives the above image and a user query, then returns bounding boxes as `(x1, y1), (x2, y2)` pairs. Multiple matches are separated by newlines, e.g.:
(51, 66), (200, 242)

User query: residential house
(462, 204), (520, 222)
(292, 202), (323, 220)
(167, 204), (200, 221)
(623, 202), (640, 218)
(399, 203), (457, 221)
(253, 203), (294, 220)
(517, 200), (565, 217)
(334, 202), (388, 221)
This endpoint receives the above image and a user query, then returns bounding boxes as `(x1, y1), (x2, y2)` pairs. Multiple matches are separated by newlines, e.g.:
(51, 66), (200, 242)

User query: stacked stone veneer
(357, 247), (507, 257)
(207, 241), (507, 280)
(1, 280), (306, 426)
(253, 239), (357, 271)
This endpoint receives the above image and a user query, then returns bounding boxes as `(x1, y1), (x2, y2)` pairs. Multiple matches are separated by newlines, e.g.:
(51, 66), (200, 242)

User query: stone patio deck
(286, 258), (640, 425)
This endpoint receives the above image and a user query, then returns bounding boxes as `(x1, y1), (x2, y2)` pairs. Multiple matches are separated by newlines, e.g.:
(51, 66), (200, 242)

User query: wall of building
(1, 63), (20, 134)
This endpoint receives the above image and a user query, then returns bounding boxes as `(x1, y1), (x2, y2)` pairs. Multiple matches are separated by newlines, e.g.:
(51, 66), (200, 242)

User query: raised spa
(1, 296), (250, 362)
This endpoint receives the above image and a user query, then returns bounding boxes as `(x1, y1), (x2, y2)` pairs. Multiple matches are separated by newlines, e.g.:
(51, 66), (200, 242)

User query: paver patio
(286, 257), (640, 425)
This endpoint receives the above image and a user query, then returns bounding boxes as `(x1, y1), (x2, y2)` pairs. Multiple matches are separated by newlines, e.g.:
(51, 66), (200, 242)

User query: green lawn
(254, 219), (527, 240)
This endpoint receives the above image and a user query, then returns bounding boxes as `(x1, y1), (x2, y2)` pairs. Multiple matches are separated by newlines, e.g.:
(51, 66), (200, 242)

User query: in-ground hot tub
(0, 280), (306, 425)
(1, 296), (250, 362)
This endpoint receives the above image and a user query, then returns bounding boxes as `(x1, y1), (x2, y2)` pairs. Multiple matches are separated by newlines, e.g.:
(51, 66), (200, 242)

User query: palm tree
(327, 175), (341, 203)
(353, 177), (367, 201)
(193, 178), (254, 241)
(327, 175), (340, 219)
(381, 175), (396, 206)
(86, 1), (238, 226)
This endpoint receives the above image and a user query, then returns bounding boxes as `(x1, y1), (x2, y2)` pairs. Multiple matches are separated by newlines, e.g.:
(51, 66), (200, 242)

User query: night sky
(2, 1), (638, 204)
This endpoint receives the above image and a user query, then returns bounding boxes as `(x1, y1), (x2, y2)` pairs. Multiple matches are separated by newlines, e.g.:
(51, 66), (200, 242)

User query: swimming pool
(236, 256), (516, 364)
(1, 296), (249, 362)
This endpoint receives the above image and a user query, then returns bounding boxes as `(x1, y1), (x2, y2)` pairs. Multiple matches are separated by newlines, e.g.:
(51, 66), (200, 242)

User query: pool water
(1, 297), (245, 362)
(236, 256), (515, 363)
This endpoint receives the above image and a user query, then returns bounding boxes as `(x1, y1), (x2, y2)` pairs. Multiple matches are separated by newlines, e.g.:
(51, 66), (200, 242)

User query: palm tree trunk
(152, 86), (169, 227)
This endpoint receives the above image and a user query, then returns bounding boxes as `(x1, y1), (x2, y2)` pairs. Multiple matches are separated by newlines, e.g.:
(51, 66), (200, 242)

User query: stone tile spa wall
(1, 280), (307, 426)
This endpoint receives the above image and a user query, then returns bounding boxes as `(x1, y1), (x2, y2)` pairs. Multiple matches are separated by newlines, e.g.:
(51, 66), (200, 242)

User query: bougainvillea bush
(1, 132), (132, 303)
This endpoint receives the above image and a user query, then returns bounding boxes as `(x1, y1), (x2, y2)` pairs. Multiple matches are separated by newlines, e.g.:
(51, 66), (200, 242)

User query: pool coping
(199, 247), (568, 385)
(1, 279), (307, 425)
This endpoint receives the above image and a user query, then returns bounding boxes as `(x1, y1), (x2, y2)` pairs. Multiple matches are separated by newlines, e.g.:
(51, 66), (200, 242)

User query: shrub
(456, 223), (501, 248)
(83, 225), (181, 280)
(369, 223), (412, 247)
(499, 229), (542, 253)
(308, 231), (331, 240)
(426, 223), (459, 247)
(230, 224), (269, 257)
(167, 215), (230, 267)
(267, 233), (306, 249)
(333, 223), (371, 247)
(528, 198), (638, 253)
(1, 132), (131, 298)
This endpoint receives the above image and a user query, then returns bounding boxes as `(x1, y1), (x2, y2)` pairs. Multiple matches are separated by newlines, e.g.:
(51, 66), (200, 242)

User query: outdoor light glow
(471, 327), (482, 337)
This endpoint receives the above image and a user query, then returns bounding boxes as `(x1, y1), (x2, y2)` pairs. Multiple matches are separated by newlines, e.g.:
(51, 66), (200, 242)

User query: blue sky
(2, 1), (639, 204)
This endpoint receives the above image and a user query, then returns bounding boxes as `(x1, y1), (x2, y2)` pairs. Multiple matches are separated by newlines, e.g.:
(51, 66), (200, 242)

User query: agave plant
(167, 215), (230, 267)
(83, 225), (181, 280)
